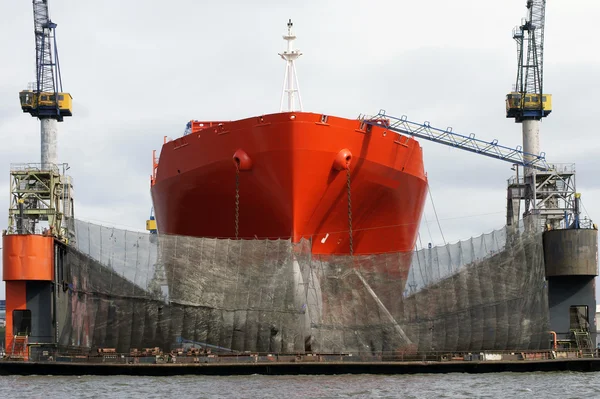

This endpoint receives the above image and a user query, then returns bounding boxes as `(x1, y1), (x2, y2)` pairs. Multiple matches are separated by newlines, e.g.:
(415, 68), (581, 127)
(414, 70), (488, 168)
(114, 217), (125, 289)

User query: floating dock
(3, 1), (599, 377)
(2, 351), (600, 376)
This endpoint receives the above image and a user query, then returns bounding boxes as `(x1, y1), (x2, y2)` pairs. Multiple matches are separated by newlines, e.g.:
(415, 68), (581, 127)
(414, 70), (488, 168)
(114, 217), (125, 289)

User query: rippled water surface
(2, 372), (600, 398)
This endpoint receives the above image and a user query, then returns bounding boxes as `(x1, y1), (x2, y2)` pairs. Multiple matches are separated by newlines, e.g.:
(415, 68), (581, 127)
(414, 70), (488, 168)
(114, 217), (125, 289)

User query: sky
(0, 0), (599, 300)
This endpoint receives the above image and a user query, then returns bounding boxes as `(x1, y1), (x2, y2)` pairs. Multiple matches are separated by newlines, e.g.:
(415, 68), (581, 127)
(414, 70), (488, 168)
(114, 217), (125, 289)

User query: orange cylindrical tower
(2, 234), (54, 281)
(2, 234), (55, 360)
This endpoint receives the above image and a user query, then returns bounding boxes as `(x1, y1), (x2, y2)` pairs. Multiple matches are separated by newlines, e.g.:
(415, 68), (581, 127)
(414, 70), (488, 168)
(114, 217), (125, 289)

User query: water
(2, 372), (600, 398)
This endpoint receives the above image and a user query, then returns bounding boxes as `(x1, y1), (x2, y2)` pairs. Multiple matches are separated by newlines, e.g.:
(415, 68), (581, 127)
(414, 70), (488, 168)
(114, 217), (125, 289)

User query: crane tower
(9, 0), (75, 242)
(19, 0), (72, 169)
(504, 0), (577, 230)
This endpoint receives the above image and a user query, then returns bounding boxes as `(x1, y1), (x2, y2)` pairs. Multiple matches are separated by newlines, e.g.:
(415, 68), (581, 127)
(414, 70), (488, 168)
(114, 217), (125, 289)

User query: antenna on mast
(279, 19), (303, 112)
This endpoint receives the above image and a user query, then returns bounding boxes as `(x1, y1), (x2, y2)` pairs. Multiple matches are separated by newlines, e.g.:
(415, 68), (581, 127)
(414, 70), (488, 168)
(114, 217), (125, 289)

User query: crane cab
(506, 92), (552, 120)
(19, 90), (73, 121)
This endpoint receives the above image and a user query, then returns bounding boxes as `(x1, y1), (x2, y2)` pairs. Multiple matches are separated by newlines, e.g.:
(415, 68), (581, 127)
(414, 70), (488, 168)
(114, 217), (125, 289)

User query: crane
(506, 0), (550, 161)
(19, 0), (72, 169)
(504, 1), (575, 229)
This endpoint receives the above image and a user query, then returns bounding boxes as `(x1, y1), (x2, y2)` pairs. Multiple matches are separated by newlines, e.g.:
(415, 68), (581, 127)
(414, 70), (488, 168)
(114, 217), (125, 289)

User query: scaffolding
(506, 163), (581, 230)
(6, 163), (74, 242)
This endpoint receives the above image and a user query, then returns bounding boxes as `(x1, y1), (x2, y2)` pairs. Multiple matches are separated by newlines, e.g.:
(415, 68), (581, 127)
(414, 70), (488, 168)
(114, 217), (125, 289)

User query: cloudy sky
(1, 0), (599, 299)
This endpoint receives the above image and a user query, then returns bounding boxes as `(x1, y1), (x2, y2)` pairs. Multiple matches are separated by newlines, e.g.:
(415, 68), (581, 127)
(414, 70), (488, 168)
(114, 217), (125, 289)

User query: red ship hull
(151, 112), (427, 255)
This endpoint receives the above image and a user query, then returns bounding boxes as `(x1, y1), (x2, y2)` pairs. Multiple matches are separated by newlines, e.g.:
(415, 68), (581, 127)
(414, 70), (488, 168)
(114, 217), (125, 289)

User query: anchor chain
(235, 164), (240, 239)
(346, 166), (353, 256)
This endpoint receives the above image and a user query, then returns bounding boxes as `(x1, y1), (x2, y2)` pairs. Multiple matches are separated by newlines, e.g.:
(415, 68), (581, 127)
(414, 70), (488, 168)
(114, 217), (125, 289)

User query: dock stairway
(573, 330), (595, 358)
(572, 309), (595, 358)
(9, 334), (29, 360)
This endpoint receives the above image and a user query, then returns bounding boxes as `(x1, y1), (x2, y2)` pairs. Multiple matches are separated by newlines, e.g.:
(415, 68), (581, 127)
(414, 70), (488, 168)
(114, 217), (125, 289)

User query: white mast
(279, 19), (303, 112)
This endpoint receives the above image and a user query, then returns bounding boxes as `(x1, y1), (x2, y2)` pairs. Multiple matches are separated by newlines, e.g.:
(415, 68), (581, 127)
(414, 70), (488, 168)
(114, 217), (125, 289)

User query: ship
(146, 20), (428, 353)
(150, 20), (427, 259)
(150, 111), (428, 256)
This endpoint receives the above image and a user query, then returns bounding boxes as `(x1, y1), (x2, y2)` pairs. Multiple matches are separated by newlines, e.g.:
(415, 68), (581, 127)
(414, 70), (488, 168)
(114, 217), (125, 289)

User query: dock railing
(11, 347), (593, 365)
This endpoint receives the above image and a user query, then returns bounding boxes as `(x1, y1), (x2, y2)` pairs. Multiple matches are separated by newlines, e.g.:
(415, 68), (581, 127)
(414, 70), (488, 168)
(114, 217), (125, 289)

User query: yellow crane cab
(506, 92), (552, 119)
(19, 90), (73, 119)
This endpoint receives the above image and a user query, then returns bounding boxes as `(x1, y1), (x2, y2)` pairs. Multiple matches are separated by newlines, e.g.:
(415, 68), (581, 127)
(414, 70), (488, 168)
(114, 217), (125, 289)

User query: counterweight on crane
(18, 0), (72, 169)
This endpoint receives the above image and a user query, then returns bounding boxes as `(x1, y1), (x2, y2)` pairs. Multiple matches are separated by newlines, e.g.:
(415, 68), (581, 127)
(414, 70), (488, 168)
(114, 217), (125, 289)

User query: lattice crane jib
(33, 0), (59, 95)
(19, 0), (72, 121)
(516, 1), (545, 96)
(506, 0), (551, 122)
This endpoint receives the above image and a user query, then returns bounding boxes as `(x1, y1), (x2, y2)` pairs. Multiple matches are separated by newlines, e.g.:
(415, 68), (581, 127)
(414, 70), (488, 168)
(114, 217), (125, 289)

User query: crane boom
(516, 0), (545, 99)
(33, 0), (61, 95)
(361, 110), (550, 171)
(506, 0), (550, 122)
(19, 0), (72, 122)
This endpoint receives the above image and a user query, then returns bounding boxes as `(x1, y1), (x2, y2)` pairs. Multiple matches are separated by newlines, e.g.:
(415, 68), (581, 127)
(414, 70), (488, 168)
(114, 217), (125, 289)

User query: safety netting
(57, 216), (549, 355)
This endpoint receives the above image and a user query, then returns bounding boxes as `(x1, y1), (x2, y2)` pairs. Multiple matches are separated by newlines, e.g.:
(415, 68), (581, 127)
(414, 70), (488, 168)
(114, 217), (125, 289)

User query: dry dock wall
(53, 217), (550, 355)
(55, 247), (166, 353)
